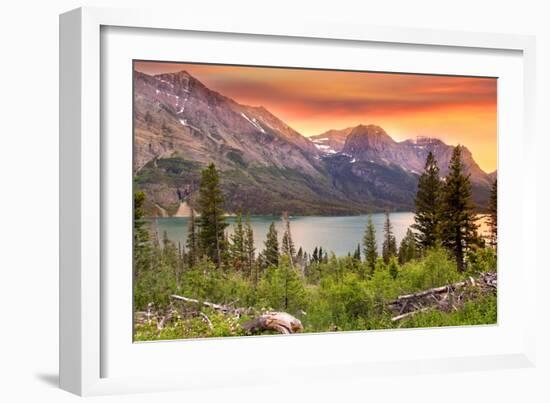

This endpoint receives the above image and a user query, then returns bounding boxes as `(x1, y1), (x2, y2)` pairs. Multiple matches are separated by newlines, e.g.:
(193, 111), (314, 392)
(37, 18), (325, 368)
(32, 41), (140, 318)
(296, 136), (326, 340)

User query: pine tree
(388, 256), (399, 279)
(441, 146), (479, 272)
(229, 212), (246, 272)
(264, 221), (279, 268)
(260, 256), (305, 312)
(186, 209), (198, 267)
(280, 257), (305, 311)
(133, 191), (151, 279)
(353, 243), (361, 261)
(176, 241), (186, 286)
(197, 163), (228, 268)
(244, 214), (256, 277)
(363, 215), (378, 275)
(487, 179), (497, 249)
(398, 228), (418, 264)
(412, 151), (442, 249)
(312, 247), (319, 264)
(382, 211), (397, 264)
(281, 212), (296, 261)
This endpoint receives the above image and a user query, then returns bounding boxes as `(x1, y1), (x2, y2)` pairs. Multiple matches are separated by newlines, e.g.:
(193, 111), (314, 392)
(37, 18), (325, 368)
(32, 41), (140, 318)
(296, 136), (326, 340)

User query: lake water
(149, 212), (485, 257)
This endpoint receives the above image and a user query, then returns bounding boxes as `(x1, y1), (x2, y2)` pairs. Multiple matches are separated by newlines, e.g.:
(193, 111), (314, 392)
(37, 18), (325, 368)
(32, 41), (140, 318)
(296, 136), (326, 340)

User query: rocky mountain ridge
(134, 70), (494, 216)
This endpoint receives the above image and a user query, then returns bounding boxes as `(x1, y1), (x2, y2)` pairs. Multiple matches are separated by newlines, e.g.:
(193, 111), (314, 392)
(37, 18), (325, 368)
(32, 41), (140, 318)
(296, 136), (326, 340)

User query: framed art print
(60, 7), (537, 396)
(131, 61), (498, 341)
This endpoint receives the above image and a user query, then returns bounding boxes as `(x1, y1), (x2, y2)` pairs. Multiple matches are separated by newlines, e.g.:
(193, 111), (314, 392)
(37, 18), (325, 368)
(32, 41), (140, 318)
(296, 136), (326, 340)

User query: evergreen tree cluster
(133, 156), (497, 340)
(412, 147), (488, 272)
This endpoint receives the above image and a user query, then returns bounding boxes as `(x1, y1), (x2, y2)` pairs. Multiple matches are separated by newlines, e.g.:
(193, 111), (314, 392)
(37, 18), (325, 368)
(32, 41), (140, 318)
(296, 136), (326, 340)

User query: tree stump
(242, 312), (303, 334)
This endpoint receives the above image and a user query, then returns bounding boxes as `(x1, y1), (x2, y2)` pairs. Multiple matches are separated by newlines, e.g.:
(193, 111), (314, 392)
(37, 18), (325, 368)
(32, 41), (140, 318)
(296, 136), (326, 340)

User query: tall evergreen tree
(398, 228), (418, 264)
(363, 215), (378, 275)
(487, 178), (497, 249)
(133, 191), (151, 279)
(382, 211), (397, 264)
(412, 151), (442, 249)
(176, 242), (186, 286)
(281, 212), (296, 261)
(186, 209), (198, 267)
(197, 163), (228, 267)
(312, 247), (319, 264)
(353, 243), (361, 261)
(441, 146), (479, 272)
(244, 214), (256, 277)
(263, 221), (279, 268)
(162, 230), (178, 268)
(230, 212), (246, 272)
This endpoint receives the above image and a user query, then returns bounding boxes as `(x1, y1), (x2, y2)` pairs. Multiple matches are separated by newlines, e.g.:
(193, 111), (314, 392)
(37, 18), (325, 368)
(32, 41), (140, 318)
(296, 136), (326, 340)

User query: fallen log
(388, 271), (497, 322)
(242, 312), (304, 335)
(170, 294), (253, 316)
(391, 307), (431, 322)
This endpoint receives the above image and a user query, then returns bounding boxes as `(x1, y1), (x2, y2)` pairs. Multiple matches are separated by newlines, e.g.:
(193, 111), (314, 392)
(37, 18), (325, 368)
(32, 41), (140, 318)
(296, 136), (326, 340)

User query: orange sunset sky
(135, 61), (497, 172)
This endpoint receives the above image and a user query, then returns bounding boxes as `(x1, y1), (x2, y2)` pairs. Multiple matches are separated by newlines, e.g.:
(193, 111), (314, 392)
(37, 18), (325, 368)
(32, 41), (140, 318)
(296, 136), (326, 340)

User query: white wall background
(0, 1), (548, 401)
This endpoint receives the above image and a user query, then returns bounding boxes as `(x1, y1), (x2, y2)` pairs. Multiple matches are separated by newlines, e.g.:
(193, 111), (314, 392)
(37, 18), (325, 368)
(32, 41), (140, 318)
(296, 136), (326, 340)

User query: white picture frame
(60, 6), (537, 396)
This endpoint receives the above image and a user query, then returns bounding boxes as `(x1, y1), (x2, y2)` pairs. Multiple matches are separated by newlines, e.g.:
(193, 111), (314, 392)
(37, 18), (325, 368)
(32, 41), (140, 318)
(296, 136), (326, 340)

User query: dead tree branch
(388, 272), (497, 322)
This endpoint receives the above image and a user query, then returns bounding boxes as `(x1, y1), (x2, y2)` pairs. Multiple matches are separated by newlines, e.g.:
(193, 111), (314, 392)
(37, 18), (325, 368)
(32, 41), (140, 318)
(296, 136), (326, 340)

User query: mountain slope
(333, 124), (492, 207)
(310, 127), (354, 154)
(134, 71), (493, 215)
(134, 71), (368, 215)
(134, 71), (320, 174)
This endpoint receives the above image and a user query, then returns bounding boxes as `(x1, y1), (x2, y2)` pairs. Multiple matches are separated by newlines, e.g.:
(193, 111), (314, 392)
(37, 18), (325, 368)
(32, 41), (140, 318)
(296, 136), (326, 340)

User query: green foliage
(399, 247), (460, 291)
(353, 243), (361, 261)
(133, 170), (496, 342)
(388, 257), (399, 279)
(244, 214), (256, 279)
(308, 272), (372, 331)
(133, 191), (151, 281)
(398, 228), (418, 264)
(382, 211), (397, 264)
(197, 163), (228, 267)
(186, 209), (198, 267)
(134, 310), (248, 341)
(466, 247), (497, 275)
(400, 295), (497, 328)
(281, 212), (296, 261)
(412, 151), (442, 249)
(363, 215), (378, 275)
(263, 222), (279, 268)
(441, 146), (479, 272)
(257, 256), (306, 313)
(134, 249), (179, 310)
(229, 212), (246, 272)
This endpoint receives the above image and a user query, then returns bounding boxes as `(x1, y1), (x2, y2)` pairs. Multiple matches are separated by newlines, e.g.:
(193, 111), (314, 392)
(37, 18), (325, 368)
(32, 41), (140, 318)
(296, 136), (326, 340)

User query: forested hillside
(133, 147), (498, 340)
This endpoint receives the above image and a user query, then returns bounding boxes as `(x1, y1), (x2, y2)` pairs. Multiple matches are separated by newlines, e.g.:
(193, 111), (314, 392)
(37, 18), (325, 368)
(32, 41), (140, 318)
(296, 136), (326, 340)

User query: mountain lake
(150, 212), (490, 257)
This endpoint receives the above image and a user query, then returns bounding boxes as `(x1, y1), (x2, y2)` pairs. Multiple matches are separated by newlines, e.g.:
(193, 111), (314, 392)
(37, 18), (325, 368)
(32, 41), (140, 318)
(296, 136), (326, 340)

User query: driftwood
(388, 272), (497, 322)
(242, 312), (304, 335)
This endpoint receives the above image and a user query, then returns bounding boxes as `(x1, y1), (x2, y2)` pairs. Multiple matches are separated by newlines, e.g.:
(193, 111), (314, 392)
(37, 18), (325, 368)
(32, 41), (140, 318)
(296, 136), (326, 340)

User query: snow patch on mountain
(240, 113), (266, 133)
